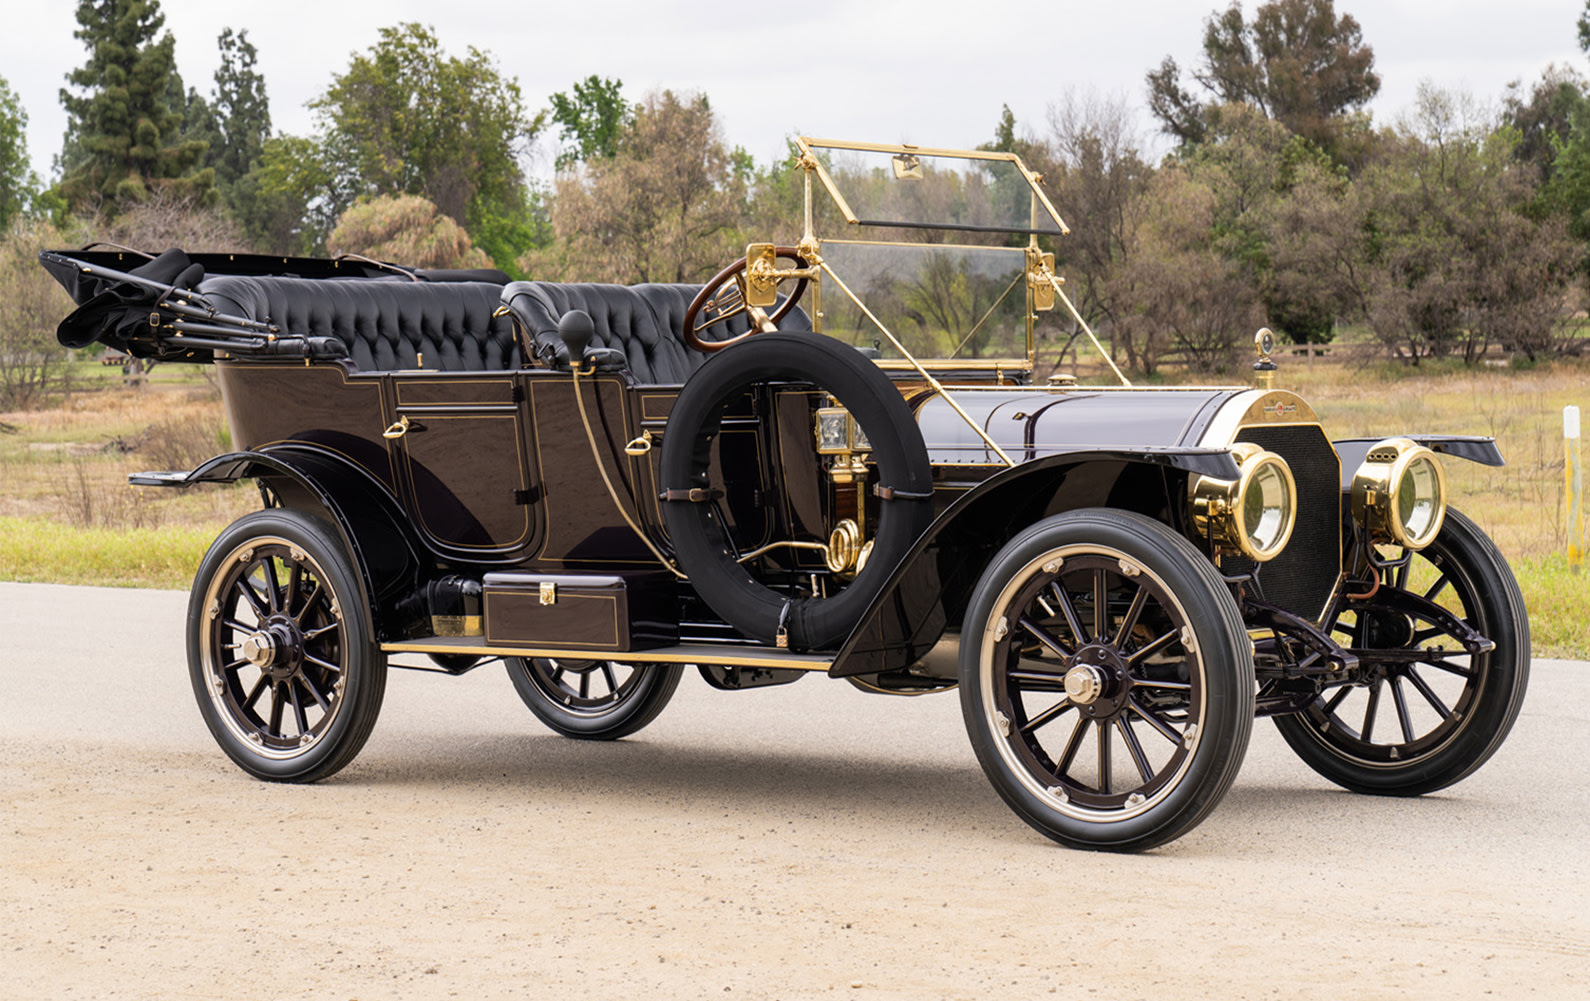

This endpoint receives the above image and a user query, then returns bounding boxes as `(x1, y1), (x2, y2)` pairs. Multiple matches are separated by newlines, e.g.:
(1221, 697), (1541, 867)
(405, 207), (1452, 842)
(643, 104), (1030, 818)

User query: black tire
(187, 510), (386, 782)
(660, 332), (933, 651)
(959, 510), (1254, 852)
(1274, 508), (1530, 795)
(505, 657), (683, 740)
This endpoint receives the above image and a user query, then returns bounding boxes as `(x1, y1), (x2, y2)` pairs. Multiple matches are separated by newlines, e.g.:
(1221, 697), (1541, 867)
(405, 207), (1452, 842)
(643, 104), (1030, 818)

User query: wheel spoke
(242, 674), (269, 713)
(303, 653), (343, 677)
(1113, 584), (1149, 649)
(262, 557), (282, 614)
(1092, 570), (1108, 646)
(1419, 657), (1475, 678)
(299, 671), (331, 711)
(1008, 667), (1067, 689)
(1127, 697), (1182, 746)
(1390, 676), (1416, 743)
(294, 582), (325, 626)
(222, 618), (255, 635)
(1117, 717), (1154, 784)
(1361, 679), (1383, 742)
(1423, 574), (1450, 602)
(1322, 685), (1353, 717)
(1130, 676), (1191, 693)
(1049, 581), (1088, 646)
(1096, 720), (1112, 794)
(1405, 667), (1453, 718)
(1019, 616), (1073, 659)
(1019, 697), (1074, 734)
(1127, 628), (1180, 667)
(285, 561), (303, 619)
(303, 623), (340, 641)
(1394, 558), (1411, 591)
(289, 681), (309, 736)
(268, 683), (286, 737)
(1055, 716), (1089, 777)
(235, 577), (269, 619)
(600, 663), (618, 697)
(579, 671), (590, 699)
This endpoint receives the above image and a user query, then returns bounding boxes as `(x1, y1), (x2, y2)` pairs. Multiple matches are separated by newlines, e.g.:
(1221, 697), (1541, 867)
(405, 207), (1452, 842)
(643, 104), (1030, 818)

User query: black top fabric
(199, 276), (517, 372)
(500, 281), (811, 385)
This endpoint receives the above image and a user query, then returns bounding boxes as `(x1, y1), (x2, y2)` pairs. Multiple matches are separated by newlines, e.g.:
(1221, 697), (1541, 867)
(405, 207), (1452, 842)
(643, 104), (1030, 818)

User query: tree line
(2, 0), (1589, 409)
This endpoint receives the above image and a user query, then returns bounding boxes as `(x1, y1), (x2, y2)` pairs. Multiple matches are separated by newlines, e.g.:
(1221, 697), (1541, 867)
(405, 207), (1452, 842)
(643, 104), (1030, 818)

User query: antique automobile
(40, 138), (1529, 852)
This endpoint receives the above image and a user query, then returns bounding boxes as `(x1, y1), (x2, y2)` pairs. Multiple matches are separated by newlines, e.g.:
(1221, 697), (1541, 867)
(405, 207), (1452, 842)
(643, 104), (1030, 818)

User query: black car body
(40, 138), (1529, 851)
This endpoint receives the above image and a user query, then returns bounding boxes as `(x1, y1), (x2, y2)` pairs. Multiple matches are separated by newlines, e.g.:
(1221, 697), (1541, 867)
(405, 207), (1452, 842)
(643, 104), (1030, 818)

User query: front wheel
(188, 510), (386, 782)
(505, 657), (683, 740)
(960, 510), (1254, 852)
(1274, 508), (1529, 795)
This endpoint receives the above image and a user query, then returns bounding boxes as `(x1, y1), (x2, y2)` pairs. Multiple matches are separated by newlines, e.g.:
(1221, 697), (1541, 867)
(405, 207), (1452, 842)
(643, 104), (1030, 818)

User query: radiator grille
(1226, 424), (1341, 621)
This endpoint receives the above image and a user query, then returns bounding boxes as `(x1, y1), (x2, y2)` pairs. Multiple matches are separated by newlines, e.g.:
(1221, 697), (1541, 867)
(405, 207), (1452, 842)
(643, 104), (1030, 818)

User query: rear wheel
(1274, 508), (1529, 795)
(188, 510), (385, 782)
(960, 510), (1254, 852)
(505, 657), (683, 740)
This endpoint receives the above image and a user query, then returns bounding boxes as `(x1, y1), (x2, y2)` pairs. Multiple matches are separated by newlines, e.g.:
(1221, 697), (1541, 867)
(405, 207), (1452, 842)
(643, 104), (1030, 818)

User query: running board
(381, 636), (834, 672)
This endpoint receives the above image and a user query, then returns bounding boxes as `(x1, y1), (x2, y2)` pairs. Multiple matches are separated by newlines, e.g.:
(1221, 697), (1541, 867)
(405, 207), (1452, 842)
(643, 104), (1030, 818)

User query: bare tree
(0, 221), (76, 410)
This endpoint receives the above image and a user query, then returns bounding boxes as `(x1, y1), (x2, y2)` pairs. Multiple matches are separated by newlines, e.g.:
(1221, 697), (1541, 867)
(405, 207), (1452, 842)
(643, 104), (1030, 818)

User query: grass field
(2, 353), (1586, 656)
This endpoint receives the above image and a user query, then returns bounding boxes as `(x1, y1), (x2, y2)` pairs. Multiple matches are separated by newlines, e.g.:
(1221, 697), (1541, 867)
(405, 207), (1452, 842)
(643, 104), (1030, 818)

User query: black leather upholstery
(501, 281), (811, 385)
(199, 276), (518, 372)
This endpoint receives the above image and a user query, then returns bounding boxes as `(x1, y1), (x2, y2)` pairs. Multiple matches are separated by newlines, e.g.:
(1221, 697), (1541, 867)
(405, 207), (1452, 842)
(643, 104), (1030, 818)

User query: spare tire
(660, 333), (933, 652)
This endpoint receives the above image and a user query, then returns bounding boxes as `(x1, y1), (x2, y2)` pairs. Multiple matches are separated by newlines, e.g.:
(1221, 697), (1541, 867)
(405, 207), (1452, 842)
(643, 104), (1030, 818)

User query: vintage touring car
(41, 138), (1529, 852)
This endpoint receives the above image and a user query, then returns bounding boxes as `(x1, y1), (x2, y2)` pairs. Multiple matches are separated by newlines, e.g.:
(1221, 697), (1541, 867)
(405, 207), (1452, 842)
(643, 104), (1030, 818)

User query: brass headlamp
(1351, 438), (1447, 550)
(1190, 443), (1298, 562)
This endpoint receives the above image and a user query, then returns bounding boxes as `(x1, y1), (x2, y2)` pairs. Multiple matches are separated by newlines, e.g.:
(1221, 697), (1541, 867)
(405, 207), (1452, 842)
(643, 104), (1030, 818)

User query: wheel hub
(241, 619), (304, 680)
(1068, 643), (1132, 719)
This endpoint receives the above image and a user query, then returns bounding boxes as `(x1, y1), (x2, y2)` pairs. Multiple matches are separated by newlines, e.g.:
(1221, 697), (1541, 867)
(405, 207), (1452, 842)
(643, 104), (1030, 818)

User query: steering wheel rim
(682, 247), (809, 353)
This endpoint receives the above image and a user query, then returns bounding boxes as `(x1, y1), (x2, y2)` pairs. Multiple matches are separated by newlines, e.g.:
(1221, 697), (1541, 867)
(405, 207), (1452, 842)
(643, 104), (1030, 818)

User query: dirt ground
(2, 582), (1587, 1000)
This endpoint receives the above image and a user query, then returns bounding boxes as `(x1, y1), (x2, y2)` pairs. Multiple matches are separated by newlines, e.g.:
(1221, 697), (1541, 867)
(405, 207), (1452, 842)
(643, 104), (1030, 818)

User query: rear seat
(197, 274), (811, 382)
(501, 280), (810, 385)
(198, 276), (518, 372)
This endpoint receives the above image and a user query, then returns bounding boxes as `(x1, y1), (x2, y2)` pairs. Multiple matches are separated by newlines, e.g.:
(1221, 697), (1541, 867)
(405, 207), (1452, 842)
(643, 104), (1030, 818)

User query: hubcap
(1064, 664), (1105, 705)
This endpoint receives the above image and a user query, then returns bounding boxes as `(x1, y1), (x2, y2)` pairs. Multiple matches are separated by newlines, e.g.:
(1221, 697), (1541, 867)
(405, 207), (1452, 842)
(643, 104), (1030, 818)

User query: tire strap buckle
(659, 487), (724, 503)
(775, 600), (793, 649)
(872, 484), (934, 501)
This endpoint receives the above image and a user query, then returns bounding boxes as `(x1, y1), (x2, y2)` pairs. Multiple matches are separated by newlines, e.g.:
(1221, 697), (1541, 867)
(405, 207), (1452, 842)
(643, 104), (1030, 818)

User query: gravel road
(2, 581), (1586, 1000)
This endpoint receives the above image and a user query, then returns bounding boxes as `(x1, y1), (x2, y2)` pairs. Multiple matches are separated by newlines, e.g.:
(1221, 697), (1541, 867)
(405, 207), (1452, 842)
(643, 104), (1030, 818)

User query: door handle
(382, 415), (426, 439)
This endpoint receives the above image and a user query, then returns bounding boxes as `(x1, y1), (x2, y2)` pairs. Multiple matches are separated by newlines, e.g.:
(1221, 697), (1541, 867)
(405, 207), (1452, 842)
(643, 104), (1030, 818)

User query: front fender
(1333, 435), (1504, 489)
(136, 445), (430, 641)
(827, 446), (1241, 678)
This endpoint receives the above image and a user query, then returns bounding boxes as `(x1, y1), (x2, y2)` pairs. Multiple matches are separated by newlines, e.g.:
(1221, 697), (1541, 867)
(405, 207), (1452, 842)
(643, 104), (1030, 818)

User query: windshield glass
(797, 138), (1068, 371)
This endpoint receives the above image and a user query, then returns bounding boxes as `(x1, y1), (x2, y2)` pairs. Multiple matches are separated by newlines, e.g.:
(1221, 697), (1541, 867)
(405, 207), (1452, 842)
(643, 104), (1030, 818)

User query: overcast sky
(2, 0), (1585, 181)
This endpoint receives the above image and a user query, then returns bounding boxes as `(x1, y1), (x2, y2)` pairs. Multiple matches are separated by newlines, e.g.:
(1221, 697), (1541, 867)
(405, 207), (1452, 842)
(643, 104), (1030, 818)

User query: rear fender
(828, 447), (1242, 678)
(141, 446), (430, 641)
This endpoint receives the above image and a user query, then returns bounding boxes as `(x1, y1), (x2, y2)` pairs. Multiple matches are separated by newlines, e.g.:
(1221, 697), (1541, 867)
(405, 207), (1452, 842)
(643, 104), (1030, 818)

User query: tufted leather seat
(501, 281), (811, 385)
(199, 276), (518, 372)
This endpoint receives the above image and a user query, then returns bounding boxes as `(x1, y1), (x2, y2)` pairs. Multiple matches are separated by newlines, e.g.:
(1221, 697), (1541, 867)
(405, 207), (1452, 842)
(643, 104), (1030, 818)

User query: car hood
(910, 386), (1246, 465)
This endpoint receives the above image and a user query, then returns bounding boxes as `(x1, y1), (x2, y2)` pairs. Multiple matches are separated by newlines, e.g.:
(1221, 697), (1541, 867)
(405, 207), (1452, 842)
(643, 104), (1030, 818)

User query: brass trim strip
(380, 637), (834, 671)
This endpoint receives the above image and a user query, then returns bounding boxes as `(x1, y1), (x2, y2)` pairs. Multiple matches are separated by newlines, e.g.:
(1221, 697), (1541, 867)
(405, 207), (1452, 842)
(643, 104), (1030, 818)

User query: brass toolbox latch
(539, 581), (557, 606)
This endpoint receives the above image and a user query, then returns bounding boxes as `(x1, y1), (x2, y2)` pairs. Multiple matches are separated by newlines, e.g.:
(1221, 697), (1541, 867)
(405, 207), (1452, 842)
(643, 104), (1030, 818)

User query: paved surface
(1, 581), (1586, 1000)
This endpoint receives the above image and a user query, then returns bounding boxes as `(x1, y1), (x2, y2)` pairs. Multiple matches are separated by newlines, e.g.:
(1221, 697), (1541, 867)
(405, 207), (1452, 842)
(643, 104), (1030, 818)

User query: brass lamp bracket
(1026, 247), (1057, 313)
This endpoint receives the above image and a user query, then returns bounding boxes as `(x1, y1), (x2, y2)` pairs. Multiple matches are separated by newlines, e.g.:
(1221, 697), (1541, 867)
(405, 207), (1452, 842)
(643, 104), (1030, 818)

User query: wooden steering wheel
(682, 247), (810, 353)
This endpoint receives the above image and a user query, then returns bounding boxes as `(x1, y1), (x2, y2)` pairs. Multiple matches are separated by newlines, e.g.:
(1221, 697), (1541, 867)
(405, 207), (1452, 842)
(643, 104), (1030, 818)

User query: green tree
(549, 75), (632, 170)
(527, 91), (743, 284)
(1501, 65), (1586, 188)
(57, 0), (212, 212)
(235, 134), (339, 255)
(208, 29), (271, 192)
(310, 23), (541, 243)
(1147, 0), (1378, 159)
(0, 76), (38, 229)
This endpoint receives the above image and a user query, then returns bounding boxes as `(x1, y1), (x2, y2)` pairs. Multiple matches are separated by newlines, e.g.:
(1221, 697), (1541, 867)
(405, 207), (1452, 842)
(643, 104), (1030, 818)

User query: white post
(1568, 406), (1583, 572)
